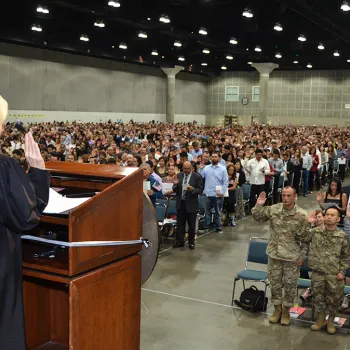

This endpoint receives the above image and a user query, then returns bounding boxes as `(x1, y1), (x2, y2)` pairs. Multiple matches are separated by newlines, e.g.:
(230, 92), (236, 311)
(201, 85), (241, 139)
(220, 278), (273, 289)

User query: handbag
(234, 286), (268, 312)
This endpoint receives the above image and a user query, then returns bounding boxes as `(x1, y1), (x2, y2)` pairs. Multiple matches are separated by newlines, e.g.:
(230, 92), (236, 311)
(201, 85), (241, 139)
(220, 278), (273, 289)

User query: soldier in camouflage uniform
(252, 187), (308, 326)
(301, 207), (350, 334)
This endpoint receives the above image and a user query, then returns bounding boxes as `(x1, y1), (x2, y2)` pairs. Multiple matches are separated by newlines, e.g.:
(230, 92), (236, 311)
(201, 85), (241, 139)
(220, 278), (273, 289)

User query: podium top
(45, 162), (139, 179)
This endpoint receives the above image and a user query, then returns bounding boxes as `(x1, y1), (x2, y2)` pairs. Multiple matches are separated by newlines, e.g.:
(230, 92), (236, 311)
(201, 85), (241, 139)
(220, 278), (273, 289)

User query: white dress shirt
(245, 158), (270, 185)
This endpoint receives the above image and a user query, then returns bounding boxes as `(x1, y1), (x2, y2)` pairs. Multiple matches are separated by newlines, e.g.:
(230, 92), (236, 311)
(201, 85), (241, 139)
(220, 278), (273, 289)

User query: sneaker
(216, 229), (224, 234)
(198, 229), (210, 234)
(342, 296), (349, 309)
(231, 219), (237, 227)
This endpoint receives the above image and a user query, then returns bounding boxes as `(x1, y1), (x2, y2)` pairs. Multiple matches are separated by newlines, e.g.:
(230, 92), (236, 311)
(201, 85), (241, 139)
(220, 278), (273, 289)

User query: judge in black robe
(0, 97), (50, 350)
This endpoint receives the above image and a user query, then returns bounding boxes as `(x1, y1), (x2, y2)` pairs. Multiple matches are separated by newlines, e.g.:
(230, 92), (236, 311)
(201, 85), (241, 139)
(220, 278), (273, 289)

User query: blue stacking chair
(344, 285), (350, 295)
(167, 199), (177, 216)
(155, 204), (167, 228)
(156, 199), (168, 208)
(231, 237), (269, 307)
(297, 260), (312, 290)
(242, 183), (251, 213)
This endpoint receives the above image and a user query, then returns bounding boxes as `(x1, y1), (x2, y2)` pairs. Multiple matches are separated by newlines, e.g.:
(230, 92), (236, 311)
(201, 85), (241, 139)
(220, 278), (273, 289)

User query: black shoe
(172, 242), (185, 248)
(188, 243), (195, 250)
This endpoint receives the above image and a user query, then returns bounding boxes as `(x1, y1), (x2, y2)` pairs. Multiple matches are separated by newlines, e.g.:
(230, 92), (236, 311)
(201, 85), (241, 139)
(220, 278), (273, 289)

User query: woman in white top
(319, 145), (329, 188)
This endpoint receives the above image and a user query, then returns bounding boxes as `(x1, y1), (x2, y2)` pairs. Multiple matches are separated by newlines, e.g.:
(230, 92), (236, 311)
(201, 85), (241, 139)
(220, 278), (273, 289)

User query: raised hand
(25, 132), (45, 170)
(308, 210), (317, 224)
(0, 95), (8, 122)
(316, 192), (322, 202)
(256, 192), (267, 205)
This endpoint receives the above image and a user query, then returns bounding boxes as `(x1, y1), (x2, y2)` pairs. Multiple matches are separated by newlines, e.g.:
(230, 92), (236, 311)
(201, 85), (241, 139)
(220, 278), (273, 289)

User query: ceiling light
(341, 1), (350, 11)
(347, 59), (350, 62)
(247, 62), (253, 65)
(334, 50), (340, 57)
(275, 53), (282, 59)
(293, 61), (298, 64)
(94, 21), (105, 28)
(201, 63), (208, 66)
(242, 8), (253, 18)
(229, 37), (238, 45)
(178, 56), (185, 61)
(307, 63), (312, 68)
(37, 6), (49, 14)
(80, 34), (89, 42)
(254, 46), (262, 52)
(108, 1), (121, 7)
(138, 32), (147, 38)
(274, 23), (283, 31)
(298, 34), (306, 42)
(151, 50), (158, 56)
(31, 24), (42, 32)
(174, 40), (182, 47)
(226, 55), (233, 60)
(159, 14), (170, 23)
(203, 48), (210, 54)
(119, 42), (127, 49)
(221, 65), (227, 70)
(199, 27), (208, 35)
(147, 17), (151, 20)
(318, 43), (325, 50)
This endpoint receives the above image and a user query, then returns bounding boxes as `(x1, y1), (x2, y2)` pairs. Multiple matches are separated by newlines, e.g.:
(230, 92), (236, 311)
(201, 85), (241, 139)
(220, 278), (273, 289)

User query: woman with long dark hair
(308, 147), (320, 194)
(291, 148), (303, 195)
(223, 164), (238, 226)
(317, 177), (347, 214)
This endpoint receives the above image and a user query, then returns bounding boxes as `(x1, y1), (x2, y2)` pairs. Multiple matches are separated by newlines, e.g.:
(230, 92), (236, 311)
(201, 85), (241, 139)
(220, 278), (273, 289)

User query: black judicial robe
(0, 155), (49, 350)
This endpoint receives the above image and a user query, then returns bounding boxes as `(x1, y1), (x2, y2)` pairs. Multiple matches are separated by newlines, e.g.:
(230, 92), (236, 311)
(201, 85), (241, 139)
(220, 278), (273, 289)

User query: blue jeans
(205, 197), (223, 230)
(303, 170), (309, 196)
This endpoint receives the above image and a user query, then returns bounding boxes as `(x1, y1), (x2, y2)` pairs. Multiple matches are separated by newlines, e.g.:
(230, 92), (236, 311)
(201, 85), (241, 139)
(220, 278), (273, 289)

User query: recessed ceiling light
(274, 23), (283, 31)
(242, 8), (253, 18)
(247, 62), (253, 65)
(174, 40), (182, 47)
(334, 50), (340, 57)
(347, 59), (350, 62)
(80, 34), (89, 42)
(203, 48), (210, 54)
(298, 34), (306, 42)
(229, 37), (238, 45)
(226, 55), (233, 60)
(293, 61), (298, 64)
(159, 14), (170, 23)
(221, 65), (227, 70)
(138, 32), (147, 39)
(254, 46), (262, 52)
(275, 53), (282, 59)
(201, 63), (208, 66)
(341, 1), (350, 11)
(307, 63), (312, 68)
(119, 42), (127, 49)
(31, 24), (43, 32)
(94, 21), (105, 28)
(151, 50), (158, 56)
(178, 56), (185, 61)
(108, 1), (121, 7)
(199, 27), (208, 35)
(318, 43), (325, 50)
(162, 56), (165, 59)
(37, 6), (49, 14)
(147, 17), (151, 20)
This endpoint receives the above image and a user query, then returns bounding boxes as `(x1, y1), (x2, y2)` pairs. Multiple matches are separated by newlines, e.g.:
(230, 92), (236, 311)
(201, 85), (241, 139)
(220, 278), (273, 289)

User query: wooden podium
(22, 162), (144, 350)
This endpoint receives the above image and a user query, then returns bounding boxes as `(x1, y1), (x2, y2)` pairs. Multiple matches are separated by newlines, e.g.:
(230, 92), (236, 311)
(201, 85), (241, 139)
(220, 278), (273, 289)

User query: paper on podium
(43, 188), (91, 214)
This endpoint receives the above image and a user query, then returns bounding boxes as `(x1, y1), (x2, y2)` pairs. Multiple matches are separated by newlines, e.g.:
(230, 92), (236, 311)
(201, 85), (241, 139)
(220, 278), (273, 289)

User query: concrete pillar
(161, 66), (183, 123)
(251, 63), (279, 124)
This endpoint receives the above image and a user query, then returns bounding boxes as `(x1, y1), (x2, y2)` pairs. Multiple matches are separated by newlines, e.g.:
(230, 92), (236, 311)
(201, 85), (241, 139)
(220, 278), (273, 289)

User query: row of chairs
(231, 237), (350, 309)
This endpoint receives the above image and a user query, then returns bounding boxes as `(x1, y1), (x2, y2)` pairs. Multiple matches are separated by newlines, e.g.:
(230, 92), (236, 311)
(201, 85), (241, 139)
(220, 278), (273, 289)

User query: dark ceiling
(1, 0), (350, 75)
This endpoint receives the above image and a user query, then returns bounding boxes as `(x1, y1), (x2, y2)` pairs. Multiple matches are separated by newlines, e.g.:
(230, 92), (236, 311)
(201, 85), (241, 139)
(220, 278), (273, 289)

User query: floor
(140, 190), (350, 350)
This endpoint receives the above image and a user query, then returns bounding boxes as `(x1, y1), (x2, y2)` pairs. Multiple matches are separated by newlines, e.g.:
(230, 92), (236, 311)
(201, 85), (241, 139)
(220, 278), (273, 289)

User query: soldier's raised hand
(307, 210), (317, 224)
(256, 192), (267, 205)
(316, 192), (322, 203)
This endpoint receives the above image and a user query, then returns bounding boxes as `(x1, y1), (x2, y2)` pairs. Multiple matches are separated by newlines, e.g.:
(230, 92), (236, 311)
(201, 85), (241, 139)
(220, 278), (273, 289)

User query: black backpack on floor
(234, 286), (268, 312)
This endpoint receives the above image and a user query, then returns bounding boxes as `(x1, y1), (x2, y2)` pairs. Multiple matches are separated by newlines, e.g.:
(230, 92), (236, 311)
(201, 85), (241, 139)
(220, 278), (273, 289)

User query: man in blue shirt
(201, 152), (229, 233)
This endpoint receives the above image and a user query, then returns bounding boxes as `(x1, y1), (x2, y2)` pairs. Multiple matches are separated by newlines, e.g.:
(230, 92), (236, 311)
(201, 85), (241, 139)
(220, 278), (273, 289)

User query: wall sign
(242, 97), (249, 105)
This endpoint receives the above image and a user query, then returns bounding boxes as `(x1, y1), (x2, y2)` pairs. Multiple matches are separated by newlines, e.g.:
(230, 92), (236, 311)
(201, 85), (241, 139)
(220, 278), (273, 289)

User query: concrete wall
(207, 70), (350, 126)
(0, 43), (207, 124)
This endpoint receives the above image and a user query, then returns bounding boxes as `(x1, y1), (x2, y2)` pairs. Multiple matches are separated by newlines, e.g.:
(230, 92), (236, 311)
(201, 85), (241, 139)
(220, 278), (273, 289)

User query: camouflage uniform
(299, 226), (350, 316)
(252, 203), (308, 307)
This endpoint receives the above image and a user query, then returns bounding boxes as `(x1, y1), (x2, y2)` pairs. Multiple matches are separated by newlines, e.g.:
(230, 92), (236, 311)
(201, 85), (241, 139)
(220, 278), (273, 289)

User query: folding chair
(156, 199), (168, 207)
(297, 261), (312, 291)
(277, 175), (285, 202)
(266, 177), (274, 205)
(155, 204), (167, 244)
(197, 195), (207, 229)
(231, 237), (269, 308)
(333, 160), (339, 178)
(242, 183), (251, 214)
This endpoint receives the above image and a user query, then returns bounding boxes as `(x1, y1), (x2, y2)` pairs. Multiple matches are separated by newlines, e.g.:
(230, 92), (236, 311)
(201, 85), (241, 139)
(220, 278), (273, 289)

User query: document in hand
(216, 186), (229, 197)
(43, 188), (91, 214)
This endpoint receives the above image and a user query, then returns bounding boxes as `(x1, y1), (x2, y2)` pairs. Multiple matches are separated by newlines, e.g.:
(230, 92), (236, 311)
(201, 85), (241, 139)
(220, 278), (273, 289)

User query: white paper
(216, 185), (229, 198)
(338, 158), (346, 164)
(143, 181), (151, 191)
(43, 188), (91, 214)
(162, 183), (174, 194)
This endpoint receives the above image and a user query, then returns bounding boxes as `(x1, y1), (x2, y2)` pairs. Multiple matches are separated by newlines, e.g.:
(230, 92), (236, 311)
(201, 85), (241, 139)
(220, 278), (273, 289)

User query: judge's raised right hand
(25, 132), (45, 170)
(256, 192), (267, 205)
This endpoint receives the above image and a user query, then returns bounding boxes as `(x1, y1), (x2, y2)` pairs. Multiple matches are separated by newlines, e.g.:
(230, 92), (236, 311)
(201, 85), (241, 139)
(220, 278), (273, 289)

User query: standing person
(336, 143), (347, 182)
(269, 150), (283, 204)
(224, 164), (238, 227)
(0, 96), (50, 350)
(201, 152), (228, 234)
(245, 149), (270, 208)
(252, 187), (308, 326)
(304, 208), (350, 334)
(172, 161), (203, 250)
(301, 146), (312, 197)
(309, 147), (320, 194)
(319, 145), (329, 188)
(291, 149), (303, 195)
(327, 145), (337, 180)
